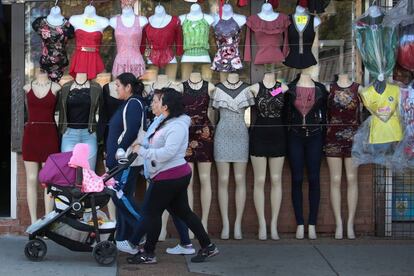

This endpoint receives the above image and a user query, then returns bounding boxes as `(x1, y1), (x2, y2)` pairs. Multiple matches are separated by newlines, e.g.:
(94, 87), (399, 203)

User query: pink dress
(112, 16), (146, 78)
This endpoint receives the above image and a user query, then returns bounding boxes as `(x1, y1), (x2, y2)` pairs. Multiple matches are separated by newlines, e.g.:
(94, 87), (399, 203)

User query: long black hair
(148, 88), (185, 139)
(116, 72), (144, 97)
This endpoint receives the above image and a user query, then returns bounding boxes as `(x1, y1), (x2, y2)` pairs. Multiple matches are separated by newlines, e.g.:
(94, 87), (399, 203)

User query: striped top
(182, 16), (210, 56)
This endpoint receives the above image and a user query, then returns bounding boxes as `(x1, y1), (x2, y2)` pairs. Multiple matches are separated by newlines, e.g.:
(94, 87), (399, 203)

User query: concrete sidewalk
(1, 235), (414, 276)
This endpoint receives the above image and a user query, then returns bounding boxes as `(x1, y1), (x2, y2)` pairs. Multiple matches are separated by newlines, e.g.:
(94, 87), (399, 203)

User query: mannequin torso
(109, 7), (148, 29)
(69, 5), (109, 32)
(251, 73), (288, 97)
(257, 3), (279, 22)
(297, 73), (315, 88)
(47, 6), (65, 26)
(23, 71), (60, 96)
(293, 5), (321, 31)
(178, 72), (215, 96)
(213, 4), (246, 27)
(70, 73), (90, 90)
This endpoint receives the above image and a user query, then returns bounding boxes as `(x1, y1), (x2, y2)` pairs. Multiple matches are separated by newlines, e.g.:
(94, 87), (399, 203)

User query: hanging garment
(397, 23), (414, 72)
(69, 29), (104, 80)
(238, 0), (279, 9)
(297, 0), (331, 14)
(283, 14), (317, 69)
(112, 15), (146, 78)
(249, 81), (287, 157)
(182, 16), (210, 57)
(325, 82), (361, 158)
(212, 82), (254, 162)
(22, 82), (60, 162)
(32, 17), (74, 82)
(140, 16), (183, 68)
(182, 81), (215, 162)
(211, 17), (243, 72)
(244, 14), (290, 65)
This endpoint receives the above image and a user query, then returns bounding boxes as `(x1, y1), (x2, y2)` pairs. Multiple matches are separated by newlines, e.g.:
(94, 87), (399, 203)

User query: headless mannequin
(250, 73), (288, 240)
(293, 6), (321, 81)
(213, 4), (246, 82)
(23, 70), (61, 224)
(69, 4), (109, 32)
(295, 73), (318, 240)
(216, 73), (249, 240)
(179, 4), (214, 82)
(109, 6), (148, 29)
(146, 4), (178, 81)
(47, 5), (65, 26)
(325, 73), (362, 239)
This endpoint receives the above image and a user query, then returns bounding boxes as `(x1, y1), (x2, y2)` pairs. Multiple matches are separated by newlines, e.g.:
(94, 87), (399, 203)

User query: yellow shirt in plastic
(360, 84), (403, 144)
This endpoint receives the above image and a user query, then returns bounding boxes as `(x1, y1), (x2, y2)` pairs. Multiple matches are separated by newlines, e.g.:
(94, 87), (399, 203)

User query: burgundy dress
(325, 82), (361, 157)
(22, 83), (60, 162)
(182, 81), (214, 163)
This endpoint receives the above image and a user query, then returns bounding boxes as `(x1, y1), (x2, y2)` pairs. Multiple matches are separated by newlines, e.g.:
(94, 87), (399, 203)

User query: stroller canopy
(39, 151), (76, 187)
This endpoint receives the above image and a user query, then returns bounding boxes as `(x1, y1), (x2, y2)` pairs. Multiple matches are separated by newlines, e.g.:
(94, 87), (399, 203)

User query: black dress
(283, 14), (317, 69)
(249, 82), (287, 157)
(97, 84), (123, 147)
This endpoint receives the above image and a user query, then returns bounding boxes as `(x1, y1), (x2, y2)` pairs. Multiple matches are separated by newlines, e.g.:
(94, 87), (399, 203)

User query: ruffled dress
(244, 14), (290, 65)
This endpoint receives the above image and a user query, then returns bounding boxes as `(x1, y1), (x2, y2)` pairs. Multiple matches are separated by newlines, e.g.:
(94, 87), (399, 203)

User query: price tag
(296, 15), (308, 25)
(84, 18), (97, 26)
(270, 87), (283, 97)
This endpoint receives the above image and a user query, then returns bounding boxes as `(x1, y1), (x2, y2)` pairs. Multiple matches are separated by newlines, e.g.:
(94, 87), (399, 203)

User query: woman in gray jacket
(127, 88), (218, 265)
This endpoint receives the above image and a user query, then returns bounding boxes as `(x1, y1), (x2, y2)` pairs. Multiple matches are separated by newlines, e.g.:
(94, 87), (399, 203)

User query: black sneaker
(190, 244), (219, 263)
(127, 251), (157, 264)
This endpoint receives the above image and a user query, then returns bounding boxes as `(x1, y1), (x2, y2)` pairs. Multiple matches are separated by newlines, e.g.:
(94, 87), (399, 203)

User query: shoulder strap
(118, 97), (145, 145)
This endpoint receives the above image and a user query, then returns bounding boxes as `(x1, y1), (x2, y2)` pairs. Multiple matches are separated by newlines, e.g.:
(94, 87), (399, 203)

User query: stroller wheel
(24, 239), (47, 261)
(93, 241), (118, 266)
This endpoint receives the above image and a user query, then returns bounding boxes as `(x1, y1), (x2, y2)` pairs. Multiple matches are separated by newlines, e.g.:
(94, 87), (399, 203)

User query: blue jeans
(61, 128), (98, 170)
(288, 131), (323, 226)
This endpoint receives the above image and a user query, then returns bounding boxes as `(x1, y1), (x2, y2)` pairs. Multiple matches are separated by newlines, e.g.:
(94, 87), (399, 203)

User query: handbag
(117, 98), (146, 167)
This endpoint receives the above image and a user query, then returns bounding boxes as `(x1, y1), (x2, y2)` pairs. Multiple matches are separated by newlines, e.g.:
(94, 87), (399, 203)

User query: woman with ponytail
(105, 72), (146, 255)
(127, 88), (218, 265)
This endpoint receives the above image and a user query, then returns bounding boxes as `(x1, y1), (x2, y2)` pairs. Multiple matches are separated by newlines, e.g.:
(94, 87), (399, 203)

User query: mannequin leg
(24, 161), (40, 224)
(216, 162), (230, 239)
(181, 63), (194, 81)
(269, 157), (285, 240)
(159, 211), (169, 241)
(148, 65), (159, 82)
(344, 157), (359, 239)
(42, 162), (54, 215)
(107, 199), (116, 221)
(197, 162), (212, 232)
(219, 72), (229, 83)
(187, 163), (195, 239)
(233, 162), (247, 240)
(165, 64), (178, 81)
(327, 157), (344, 239)
(250, 156), (268, 240)
(201, 64), (213, 82)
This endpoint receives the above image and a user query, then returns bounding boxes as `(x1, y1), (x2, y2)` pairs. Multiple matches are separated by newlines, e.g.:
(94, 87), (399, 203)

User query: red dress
(69, 29), (104, 80)
(22, 84), (60, 162)
(140, 16), (183, 68)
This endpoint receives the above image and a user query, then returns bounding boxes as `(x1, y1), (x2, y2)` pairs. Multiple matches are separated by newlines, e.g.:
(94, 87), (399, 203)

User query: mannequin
(109, 6), (147, 29)
(325, 73), (362, 239)
(69, 3), (109, 32)
(258, 2), (279, 21)
(213, 73), (253, 240)
(145, 4), (178, 81)
(47, 5), (64, 26)
(179, 4), (214, 81)
(250, 72), (288, 240)
(23, 69), (61, 223)
(212, 3), (246, 82)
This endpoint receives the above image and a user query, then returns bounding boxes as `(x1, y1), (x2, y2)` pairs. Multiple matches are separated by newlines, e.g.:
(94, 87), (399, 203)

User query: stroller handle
(103, 153), (138, 182)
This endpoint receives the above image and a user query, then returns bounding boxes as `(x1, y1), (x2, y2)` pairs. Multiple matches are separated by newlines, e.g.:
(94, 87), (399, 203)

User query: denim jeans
(287, 131), (323, 226)
(61, 128), (98, 170)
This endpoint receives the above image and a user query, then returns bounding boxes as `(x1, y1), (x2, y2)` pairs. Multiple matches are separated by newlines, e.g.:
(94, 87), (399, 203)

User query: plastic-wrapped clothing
(354, 12), (398, 80)
(352, 83), (403, 167)
(397, 23), (414, 72)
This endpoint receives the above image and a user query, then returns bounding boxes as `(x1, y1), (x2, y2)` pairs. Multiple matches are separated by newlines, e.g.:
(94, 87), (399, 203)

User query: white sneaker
(116, 240), (139, 255)
(166, 244), (196, 255)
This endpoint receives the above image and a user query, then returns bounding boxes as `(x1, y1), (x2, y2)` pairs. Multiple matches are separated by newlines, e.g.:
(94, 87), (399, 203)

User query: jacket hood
(167, 114), (191, 128)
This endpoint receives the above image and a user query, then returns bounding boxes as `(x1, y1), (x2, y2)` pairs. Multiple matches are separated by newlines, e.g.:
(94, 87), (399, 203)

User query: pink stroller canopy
(39, 152), (76, 187)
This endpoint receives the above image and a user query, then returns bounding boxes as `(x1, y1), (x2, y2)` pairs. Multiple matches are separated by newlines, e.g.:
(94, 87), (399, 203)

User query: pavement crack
(313, 245), (340, 276)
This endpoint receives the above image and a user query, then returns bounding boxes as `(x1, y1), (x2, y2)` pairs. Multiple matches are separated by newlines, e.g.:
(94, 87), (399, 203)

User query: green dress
(182, 17), (210, 56)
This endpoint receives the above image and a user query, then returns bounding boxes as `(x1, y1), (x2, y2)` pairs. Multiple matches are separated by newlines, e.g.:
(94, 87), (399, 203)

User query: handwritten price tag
(84, 18), (97, 26)
(296, 15), (308, 25)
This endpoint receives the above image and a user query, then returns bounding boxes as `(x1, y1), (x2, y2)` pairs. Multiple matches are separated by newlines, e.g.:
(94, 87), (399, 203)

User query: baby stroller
(24, 150), (138, 266)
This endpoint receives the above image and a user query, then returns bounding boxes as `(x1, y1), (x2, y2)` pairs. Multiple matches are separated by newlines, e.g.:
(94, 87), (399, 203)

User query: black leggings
(143, 173), (211, 254)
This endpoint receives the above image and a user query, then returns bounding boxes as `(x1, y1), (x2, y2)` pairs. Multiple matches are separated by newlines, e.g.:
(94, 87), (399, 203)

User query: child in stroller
(24, 143), (138, 266)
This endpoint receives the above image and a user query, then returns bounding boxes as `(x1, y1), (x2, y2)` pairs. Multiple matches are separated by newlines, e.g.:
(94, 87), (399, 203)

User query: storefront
(1, 0), (412, 239)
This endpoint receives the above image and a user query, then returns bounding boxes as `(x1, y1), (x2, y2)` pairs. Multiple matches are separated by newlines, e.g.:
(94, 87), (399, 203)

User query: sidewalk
(1, 235), (414, 276)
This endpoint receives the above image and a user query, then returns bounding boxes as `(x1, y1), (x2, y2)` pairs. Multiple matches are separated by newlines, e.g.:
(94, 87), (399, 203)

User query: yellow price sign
(84, 18), (97, 26)
(296, 15), (308, 25)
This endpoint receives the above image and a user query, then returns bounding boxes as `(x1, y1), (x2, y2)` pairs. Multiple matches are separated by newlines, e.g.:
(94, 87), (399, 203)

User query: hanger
(89, 0), (94, 6)
(54, 0), (59, 6)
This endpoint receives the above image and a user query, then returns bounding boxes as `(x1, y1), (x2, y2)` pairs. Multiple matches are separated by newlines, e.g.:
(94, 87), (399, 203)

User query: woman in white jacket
(128, 88), (218, 264)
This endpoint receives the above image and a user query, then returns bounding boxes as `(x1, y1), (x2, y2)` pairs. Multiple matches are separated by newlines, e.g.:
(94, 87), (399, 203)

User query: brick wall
(1, 153), (374, 239)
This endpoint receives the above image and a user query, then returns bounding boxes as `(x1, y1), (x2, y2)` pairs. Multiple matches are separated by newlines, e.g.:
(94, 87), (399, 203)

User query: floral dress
(211, 17), (243, 72)
(325, 82), (361, 157)
(32, 17), (74, 82)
